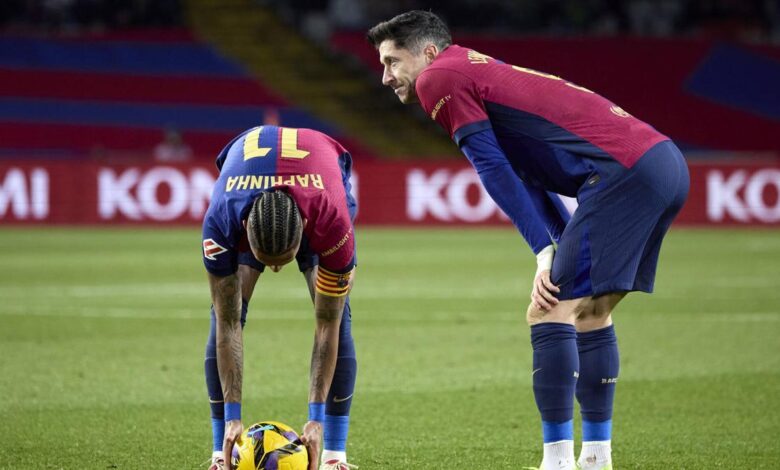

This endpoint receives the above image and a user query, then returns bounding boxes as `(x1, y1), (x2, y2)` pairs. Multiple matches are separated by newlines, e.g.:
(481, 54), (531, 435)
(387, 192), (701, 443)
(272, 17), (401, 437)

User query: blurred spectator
(0, 0), (183, 33)
(153, 128), (192, 163)
(265, 0), (780, 44)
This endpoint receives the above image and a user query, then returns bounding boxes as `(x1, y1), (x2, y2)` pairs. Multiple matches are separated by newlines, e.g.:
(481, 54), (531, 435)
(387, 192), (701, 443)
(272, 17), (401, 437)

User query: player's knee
(575, 293), (625, 330)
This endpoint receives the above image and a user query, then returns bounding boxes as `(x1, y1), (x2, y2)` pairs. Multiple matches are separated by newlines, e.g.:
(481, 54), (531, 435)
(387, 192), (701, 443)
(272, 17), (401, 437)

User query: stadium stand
(0, 26), (369, 159)
(185, 0), (455, 158)
(1, 1), (777, 160)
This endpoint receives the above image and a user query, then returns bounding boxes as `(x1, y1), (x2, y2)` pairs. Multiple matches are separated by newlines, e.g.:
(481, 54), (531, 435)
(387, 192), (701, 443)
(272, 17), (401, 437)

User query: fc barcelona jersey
(202, 126), (356, 279)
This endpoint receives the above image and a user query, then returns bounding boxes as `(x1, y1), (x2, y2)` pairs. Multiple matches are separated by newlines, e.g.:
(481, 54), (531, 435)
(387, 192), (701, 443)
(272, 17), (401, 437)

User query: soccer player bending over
(368, 11), (688, 470)
(202, 126), (359, 470)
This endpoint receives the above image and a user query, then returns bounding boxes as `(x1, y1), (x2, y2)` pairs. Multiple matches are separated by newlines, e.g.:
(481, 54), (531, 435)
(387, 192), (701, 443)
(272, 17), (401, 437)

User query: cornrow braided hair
(247, 191), (302, 257)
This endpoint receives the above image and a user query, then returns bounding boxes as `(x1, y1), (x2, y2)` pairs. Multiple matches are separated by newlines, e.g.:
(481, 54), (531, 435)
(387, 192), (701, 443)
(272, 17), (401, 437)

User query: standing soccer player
(368, 11), (688, 470)
(202, 125), (359, 470)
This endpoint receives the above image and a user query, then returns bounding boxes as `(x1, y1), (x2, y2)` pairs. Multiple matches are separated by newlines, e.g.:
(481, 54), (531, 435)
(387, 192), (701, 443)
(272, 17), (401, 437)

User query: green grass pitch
(1, 227), (779, 469)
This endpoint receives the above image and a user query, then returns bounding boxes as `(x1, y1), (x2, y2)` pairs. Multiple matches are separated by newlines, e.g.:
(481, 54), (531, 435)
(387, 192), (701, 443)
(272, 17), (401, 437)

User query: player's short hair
(367, 10), (451, 53)
(246, 191), (302, 257)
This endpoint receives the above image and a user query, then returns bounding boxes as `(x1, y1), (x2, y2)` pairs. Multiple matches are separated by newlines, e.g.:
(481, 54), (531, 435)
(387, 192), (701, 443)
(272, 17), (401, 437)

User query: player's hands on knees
(300, 420), (322, 470)
(532, 269), (560, 311)
(222, 419), (243, 470)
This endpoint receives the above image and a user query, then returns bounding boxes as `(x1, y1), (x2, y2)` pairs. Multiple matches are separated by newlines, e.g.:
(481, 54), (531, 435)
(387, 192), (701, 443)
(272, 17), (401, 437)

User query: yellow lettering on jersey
(249, 175), (264, 189)
(468, 50), (492, 64)
(430, 95), (451, 120)
(243, 127), (272, 160)
(280, 128), (310, 159)
(224, 173), (325, 192)
(226, 176), (239, 192)
(236, 175), (251, 190)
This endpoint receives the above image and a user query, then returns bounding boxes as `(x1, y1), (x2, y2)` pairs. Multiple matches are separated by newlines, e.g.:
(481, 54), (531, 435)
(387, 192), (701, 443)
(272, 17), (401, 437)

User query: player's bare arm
(309, 292), (347, 402)
(208, 271), (244, 470)
(301, 271), (353, 468)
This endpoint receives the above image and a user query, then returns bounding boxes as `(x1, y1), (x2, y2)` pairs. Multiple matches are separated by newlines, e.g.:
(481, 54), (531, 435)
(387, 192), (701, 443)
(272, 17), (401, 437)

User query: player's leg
(205, 262), (261, 467)
(524, 188), (605, 470)
(574, 293), (625, 470)
(302, 266), (357, 467)
(569, 140), (688, 470)
(526, 297), (589, 470)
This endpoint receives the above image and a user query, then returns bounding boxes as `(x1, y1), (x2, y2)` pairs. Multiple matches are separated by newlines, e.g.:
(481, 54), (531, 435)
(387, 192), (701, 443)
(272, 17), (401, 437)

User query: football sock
(531, 323), (579, 444)
(542, 440), (575, 470)
(576, 325), (618, 445)
(578, 441), (612, 470)
(205, 300), (249, 452)
(323, 299), (357, 453)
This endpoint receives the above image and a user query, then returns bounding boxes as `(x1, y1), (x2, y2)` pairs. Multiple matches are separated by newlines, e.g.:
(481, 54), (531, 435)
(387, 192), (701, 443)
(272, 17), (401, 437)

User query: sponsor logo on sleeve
(430, 95), (452, 120)
(203, 238), (227, 260)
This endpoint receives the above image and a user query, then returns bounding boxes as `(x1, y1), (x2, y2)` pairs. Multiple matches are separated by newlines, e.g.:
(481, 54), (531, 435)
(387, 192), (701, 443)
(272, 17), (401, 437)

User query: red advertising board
(0, 159), (778, 226)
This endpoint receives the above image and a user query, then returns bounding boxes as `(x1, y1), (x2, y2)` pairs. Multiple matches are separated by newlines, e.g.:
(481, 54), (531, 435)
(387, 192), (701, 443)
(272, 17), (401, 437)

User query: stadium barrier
(1, 159), (778, 226)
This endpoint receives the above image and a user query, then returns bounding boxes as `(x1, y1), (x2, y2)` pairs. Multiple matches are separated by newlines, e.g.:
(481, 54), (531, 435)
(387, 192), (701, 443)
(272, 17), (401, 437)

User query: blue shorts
(551, 140), (689, 300)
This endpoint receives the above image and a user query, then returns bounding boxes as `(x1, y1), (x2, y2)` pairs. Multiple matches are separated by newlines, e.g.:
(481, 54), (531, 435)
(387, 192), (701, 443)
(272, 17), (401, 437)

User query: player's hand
(300, 420), (322, 470)
(531, 269), (560, 311)
(222, 419), (243, 470)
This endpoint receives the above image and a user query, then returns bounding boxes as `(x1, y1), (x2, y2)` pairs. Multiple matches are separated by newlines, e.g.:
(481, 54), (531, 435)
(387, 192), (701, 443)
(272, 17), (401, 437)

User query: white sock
(211, 450), (224, 461)
(541, 440), (575, 470)
(321, 449), (347, 463)
(578, 440), (612, 469)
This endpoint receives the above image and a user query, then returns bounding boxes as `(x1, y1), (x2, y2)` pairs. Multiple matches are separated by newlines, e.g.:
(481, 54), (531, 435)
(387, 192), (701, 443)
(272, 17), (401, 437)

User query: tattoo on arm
(309, 336), (331, 401)
(308, 293), (346, 403)
(209, 272), (243, 405)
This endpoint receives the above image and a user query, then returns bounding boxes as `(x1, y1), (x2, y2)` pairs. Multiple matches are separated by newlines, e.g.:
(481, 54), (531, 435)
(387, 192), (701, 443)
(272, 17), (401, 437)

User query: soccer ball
(231, 421), (309, 470)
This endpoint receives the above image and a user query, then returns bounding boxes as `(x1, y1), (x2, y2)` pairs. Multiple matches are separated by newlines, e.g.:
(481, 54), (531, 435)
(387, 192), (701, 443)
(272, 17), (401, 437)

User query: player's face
(378, 40), (430, 104)
(254, 246), (297, 272)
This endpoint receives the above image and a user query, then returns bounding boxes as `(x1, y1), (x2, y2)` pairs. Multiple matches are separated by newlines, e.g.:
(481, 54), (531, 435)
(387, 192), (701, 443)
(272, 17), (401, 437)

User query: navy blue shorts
(551, 140), (689, 300)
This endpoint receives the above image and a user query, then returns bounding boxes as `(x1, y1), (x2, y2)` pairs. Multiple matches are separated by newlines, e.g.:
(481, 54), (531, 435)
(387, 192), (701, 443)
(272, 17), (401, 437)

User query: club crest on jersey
(203, 239), (227, 260)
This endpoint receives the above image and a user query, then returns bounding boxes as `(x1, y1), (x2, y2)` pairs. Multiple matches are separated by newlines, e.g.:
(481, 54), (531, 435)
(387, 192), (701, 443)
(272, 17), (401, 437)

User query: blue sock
(205, 300), (249, 451)
(323, 299), (357, 451)
(576, 324), (619, 442)
(531, 323), (579, 443)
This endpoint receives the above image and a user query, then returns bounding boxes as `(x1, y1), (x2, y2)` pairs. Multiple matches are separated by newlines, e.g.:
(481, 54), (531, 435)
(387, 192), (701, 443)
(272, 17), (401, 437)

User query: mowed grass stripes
(0, 227), (778, 469)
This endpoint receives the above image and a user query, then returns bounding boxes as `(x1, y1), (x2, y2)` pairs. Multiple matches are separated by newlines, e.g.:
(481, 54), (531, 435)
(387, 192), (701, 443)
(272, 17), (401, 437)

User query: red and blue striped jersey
(202, 126), (356, 283)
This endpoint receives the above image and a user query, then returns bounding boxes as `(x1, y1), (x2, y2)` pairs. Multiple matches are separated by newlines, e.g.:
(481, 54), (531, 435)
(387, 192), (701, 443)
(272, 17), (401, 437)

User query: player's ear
(423, 43), (439, 64)
(242, 219), (247, 230)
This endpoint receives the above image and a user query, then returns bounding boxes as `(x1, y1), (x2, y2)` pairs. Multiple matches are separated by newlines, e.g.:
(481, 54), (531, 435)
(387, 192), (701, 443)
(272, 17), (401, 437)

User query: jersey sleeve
(314, 220), (355, 297)
(416, 67), (492, 146)
(202, 208), (239, 277)
(460, 129), (558, 254)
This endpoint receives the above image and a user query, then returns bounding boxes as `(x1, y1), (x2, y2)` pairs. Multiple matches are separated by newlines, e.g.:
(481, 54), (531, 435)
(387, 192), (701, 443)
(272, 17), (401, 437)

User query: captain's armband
(315, 266), (354, 297)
